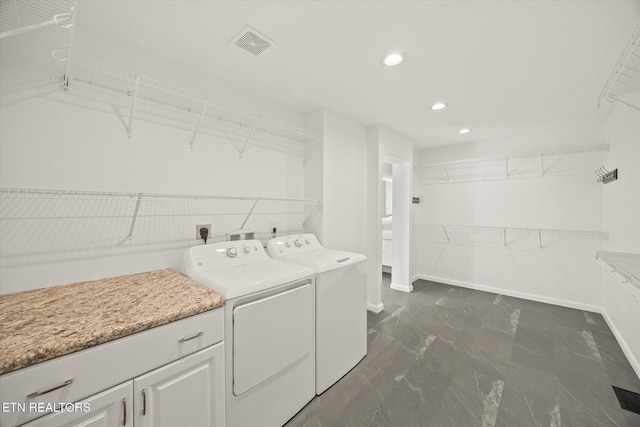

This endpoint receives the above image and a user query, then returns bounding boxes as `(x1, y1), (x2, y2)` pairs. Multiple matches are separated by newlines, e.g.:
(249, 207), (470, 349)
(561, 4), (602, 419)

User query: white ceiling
(73, 0), (640, 149)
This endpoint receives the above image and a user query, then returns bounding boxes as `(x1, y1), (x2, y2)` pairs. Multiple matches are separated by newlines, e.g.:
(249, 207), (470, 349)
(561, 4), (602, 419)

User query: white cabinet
(1, 309), (224, 427)
(21, 382), (133, 427)
(20, 344), (224, 427)
(134, 343), (224, 427)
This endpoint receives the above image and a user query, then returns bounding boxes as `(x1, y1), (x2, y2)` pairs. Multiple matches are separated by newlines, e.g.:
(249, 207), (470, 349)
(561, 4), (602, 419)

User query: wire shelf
(415, 144), (609, 184)
(0, 188), (321, 267)
(0, 0), (77, 84)
(598, 20), (640, 111)
(70, 57), (322, 160)
(597, 251), (640, 300)
(413, 223), (608, 254)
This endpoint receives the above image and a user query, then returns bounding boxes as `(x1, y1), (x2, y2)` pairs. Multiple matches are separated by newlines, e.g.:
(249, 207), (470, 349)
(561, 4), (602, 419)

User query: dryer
(267, 234), (367, 394)
(183, 240), (315, 427)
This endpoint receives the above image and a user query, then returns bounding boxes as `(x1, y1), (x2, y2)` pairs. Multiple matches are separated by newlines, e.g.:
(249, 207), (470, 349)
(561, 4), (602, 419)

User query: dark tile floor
(286, 274), (640, 427)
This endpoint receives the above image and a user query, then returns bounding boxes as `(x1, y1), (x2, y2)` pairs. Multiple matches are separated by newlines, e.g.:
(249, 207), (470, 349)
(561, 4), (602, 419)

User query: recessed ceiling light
(458, 128), (471, 134)
(431, 102), (447, 110)
(382, 52), (406, 66)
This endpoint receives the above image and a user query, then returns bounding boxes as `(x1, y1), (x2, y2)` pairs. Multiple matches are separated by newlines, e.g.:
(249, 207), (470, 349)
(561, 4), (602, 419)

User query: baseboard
(600, 308), (640, 379)
(390, 282), (413, 293)
(411, 274), (601, 313)
(367, 302), (384, 313)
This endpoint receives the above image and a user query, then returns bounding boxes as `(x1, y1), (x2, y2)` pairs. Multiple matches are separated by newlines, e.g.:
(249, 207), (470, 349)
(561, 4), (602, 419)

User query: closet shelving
(413, 224), (608, 250)
(598, 21), (640, 112)
(0, 187), (321, 266)
(0, 0), (78, 86)
(415, 144), (609, 184)
(596, 251), (640, 300)
(69, 57), (322, 162)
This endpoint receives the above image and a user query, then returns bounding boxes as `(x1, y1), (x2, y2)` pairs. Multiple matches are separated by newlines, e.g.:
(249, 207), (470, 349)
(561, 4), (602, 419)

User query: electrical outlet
(196, 224), (211, 240)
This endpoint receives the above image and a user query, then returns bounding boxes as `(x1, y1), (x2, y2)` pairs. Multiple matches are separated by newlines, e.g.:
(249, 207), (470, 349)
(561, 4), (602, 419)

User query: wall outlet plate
(196, 224), (211, 240)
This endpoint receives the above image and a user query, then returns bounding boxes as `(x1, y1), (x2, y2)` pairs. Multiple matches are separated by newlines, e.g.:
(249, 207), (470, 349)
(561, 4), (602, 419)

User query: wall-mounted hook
(595, 166), (618, 184)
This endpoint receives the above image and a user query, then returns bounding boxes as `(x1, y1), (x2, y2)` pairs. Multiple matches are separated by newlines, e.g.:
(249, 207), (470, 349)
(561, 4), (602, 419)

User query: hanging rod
(598, 20), (640, 111)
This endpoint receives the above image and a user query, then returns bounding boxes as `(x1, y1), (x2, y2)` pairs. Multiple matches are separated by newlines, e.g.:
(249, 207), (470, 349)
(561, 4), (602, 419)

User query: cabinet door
(133, 343), (224, 427)
(20, 382), (133, 427)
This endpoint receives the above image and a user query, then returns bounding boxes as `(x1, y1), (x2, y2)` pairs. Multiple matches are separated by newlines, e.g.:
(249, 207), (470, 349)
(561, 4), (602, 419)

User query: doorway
(382, 156), (412, 293)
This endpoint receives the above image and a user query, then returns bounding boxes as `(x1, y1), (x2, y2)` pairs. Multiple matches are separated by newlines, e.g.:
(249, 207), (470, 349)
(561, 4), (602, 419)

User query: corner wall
(413, 124), (606, 311)
(601, 93), (640, 377)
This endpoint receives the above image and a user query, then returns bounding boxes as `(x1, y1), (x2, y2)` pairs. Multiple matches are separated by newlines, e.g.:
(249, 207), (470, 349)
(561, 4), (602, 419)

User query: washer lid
(183, 240), (314, 299)
(281, 248), (367, 274)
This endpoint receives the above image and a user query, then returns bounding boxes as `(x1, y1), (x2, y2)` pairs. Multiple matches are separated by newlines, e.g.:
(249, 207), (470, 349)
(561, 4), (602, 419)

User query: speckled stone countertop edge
(0, 269), (225, 375)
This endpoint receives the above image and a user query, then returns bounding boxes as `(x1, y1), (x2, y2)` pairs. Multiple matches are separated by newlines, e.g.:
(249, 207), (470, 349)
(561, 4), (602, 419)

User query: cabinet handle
(27, 379), (73, 398)
(122, 398), (127, 426)
(178, 331), (203, 343)
(142, 389), (146, 416)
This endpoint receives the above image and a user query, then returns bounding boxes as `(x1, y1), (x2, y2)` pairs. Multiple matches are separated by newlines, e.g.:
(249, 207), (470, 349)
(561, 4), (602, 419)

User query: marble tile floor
(286, 274), (640, 427)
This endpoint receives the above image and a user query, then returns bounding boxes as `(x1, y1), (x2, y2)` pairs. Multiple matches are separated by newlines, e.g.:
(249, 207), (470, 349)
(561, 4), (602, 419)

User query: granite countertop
(0, 269), (225, 375)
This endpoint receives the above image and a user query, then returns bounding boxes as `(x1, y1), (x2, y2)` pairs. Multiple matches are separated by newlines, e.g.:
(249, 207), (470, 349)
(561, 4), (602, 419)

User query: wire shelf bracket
(126, 192), (143, 240)
(598, 21), (640, 112)
(190, 100), (209, 149)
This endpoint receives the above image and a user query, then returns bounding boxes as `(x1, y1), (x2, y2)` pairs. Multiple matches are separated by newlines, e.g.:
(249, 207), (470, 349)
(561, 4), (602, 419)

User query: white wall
(601, 92), (640, 377)
(0, 28), (309, 293)
(366, 127), (383, 311)
(303, 108), (325, 239)
(413, 124), (606, 310)
(320, 109), (368, 254)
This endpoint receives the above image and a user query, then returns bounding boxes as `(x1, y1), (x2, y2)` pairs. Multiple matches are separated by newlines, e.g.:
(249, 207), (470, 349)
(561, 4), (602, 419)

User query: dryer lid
(280, 249), (366, 274)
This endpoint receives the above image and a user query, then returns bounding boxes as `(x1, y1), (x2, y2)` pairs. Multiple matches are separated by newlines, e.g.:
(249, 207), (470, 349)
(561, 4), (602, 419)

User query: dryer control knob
(242, 246), (250, 254)
(226, 247), (237, 258)
(304, 239), (310, 245)
(295, 239), (303, 247)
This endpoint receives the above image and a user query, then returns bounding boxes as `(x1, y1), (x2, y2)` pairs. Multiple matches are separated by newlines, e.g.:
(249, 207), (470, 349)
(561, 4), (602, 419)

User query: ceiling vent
(231, 26), (274, 56)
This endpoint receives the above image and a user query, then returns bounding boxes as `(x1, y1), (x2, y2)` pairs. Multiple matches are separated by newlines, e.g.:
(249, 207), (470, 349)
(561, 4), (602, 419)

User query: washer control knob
(242, 246), (250, 254)
(295, 239), (303, 247)
(285, 242), (291, 248)
(226, 247), (237, 258)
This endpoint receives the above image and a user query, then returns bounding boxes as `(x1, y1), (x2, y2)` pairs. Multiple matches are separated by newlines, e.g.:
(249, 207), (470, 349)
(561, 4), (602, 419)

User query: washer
(183, 240), (315, 427)
(266, 233), (367, 394)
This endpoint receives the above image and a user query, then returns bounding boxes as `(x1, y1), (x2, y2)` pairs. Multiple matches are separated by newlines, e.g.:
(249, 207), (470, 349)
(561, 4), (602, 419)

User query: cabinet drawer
(0, 308), (223, 427)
